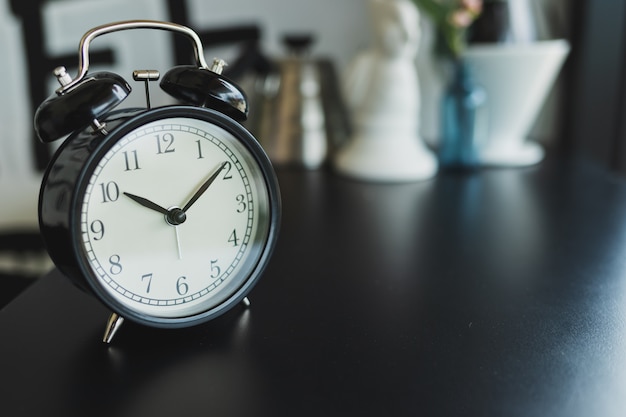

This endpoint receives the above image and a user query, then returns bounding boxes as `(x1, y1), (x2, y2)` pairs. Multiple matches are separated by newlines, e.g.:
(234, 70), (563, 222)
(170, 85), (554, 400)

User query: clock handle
(57, 20), (210, 94)
(34, 20), (249, 143)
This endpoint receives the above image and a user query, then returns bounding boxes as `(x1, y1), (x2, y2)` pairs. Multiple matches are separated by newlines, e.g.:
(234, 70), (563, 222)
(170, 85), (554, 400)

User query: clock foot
(103, 312), (125, 344)
(242, 297), (251, 308)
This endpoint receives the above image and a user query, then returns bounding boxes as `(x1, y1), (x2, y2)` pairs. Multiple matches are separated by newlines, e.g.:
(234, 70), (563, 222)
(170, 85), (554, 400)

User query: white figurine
(334, 0), (437, 182)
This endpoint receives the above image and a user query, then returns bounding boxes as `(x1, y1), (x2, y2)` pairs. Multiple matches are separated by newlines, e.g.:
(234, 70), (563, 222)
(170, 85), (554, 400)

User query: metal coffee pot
(246, 35), (349, 169)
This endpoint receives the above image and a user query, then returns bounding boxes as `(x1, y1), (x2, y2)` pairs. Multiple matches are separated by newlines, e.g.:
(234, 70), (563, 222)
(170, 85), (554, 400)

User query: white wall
(187, 0), (371, 70)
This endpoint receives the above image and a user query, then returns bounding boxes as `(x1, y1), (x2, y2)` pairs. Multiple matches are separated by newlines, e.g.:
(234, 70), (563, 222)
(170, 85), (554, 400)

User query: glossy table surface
(3, 159), (626, 416)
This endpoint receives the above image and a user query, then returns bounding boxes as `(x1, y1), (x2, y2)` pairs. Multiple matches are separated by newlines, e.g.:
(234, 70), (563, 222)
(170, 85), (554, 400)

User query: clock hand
(123, 192), (169, 215)
(124, 191), (189, 228)
(125, 191), (185, 259)
(182, 161), (228, 213)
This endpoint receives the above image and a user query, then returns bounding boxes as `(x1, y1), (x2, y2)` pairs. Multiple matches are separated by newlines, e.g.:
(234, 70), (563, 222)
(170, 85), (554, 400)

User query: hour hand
(123, 192), (169, 214)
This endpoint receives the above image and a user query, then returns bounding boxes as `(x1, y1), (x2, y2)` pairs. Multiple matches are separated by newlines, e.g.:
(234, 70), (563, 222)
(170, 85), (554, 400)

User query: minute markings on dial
(73, 115), (270, 324)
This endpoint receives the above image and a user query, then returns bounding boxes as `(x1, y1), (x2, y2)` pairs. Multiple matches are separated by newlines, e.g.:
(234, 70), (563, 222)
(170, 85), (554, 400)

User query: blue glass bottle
(438, 60), (487, 169)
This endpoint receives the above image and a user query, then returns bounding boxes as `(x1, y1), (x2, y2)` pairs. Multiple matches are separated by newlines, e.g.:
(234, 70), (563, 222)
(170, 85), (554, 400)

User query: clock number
(142, 273), (153, 293)
(222, 161), (233, 180)
(123, 150), (141, 171)
(236, 194), (247, 213)
(99, 181), (119, 203)
(90, 220), (105, 241)
(195, 140), (204, 159)
(156, 133), (175, 154)
(109, 255), (123, 275)
(210, 259), (221, 278)
(228, 229), (239, 247)
(176, 276), (189, 296)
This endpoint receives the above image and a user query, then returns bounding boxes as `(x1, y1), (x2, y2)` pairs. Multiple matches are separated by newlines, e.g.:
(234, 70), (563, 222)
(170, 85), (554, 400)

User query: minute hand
(182, 161), (228, 213)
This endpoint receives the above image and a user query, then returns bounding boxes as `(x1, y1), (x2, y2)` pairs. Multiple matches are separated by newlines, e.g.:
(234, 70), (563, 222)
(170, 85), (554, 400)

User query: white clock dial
(79, 116), (271, 319)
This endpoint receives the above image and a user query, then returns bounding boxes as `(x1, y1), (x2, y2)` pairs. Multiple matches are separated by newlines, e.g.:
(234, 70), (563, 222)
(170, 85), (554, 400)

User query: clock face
(76, 112), (274, 323)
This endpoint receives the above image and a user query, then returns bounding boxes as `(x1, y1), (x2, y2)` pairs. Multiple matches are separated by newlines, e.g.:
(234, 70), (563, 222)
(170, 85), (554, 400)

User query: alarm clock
(35, 20), (281, 343)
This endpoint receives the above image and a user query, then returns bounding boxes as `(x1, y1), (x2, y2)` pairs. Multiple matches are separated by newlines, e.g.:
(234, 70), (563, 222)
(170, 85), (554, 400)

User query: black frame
(39, 106), (281, 328)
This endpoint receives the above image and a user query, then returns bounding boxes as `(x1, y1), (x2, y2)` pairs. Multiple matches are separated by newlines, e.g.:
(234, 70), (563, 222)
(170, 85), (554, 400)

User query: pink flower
(413, 0), (484, 57)
(448, 9), (474, 28)
(461, 0), (483, 15)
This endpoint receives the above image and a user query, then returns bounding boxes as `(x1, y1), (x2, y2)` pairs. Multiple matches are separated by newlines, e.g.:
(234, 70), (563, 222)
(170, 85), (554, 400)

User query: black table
(3, 159), (626, 416)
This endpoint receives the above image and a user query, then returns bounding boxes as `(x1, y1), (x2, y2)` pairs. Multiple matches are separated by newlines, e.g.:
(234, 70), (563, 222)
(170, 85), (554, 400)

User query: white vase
(462, 40), (570, 166)
(334, 0), (437, 182)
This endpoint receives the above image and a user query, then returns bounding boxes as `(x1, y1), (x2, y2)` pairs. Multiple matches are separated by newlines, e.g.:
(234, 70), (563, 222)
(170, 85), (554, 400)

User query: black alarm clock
(35, 20), (281, 343)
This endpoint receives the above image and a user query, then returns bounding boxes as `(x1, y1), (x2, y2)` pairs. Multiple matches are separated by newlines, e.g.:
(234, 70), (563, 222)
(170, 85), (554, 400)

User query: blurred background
(0, 0), (618, 305)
